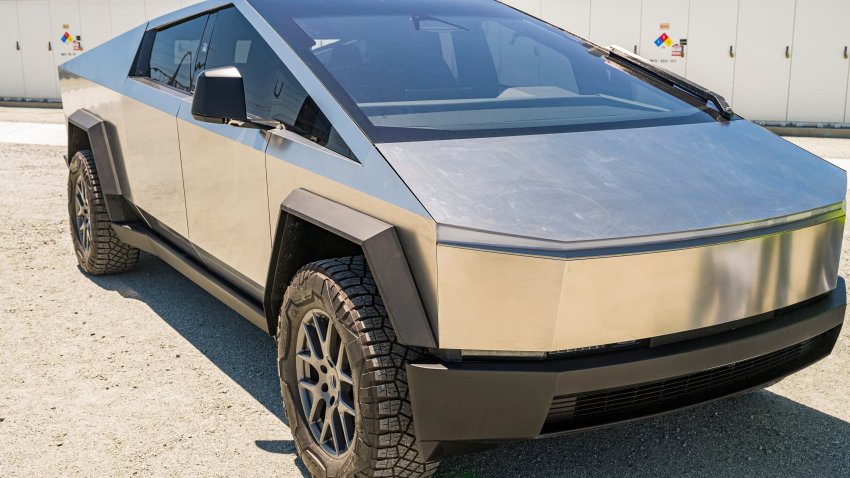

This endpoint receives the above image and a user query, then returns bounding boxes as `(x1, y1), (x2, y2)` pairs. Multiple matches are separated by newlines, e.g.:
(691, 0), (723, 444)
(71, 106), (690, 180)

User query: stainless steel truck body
(58, 1), (846, 477)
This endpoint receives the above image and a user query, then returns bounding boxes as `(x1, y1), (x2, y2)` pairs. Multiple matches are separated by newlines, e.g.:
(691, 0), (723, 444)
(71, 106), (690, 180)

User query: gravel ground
(0, 106), (64, 124)
(1, 108), (849, 477)
(787, 136), (850, 160)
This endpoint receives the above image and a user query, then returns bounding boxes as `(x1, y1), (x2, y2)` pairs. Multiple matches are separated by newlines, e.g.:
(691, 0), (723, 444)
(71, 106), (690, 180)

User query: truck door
(176, 7), (275, 297)
(120, 12), (211, 242)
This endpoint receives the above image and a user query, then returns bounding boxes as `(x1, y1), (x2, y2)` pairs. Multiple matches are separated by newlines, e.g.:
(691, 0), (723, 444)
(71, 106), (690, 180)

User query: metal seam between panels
(437, 205), (845, 260)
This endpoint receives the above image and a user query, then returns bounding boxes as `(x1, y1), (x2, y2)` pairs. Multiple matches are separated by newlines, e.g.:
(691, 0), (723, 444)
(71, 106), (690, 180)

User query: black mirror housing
(191, 67), (248, 124)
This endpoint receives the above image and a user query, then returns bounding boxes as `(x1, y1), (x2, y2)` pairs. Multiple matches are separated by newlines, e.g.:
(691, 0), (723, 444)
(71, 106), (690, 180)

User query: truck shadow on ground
(90, 254), (850, 478)
(89, 253), (310, 477)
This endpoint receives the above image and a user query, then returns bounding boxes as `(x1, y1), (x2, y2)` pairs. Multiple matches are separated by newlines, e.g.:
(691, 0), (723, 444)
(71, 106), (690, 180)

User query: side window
(142, 15), (209, 92)
(204, 8), (354, 159)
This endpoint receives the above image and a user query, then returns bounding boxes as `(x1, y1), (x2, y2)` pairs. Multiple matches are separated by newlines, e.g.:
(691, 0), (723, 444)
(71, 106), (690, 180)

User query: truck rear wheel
(67, 150), (139, 275)
(277, 256), (439, 478)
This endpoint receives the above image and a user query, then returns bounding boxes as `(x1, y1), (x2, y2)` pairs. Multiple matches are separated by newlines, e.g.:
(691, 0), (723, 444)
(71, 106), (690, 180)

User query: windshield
(250, 0), (721, 142)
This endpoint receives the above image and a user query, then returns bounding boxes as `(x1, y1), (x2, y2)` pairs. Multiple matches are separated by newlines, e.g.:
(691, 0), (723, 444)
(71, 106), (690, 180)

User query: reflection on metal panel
(177, 99), (272, 287)
(265, 132), (439, 322)
(437, 216), (844, 352)
(378, 120), (846, 248)
(118, 78), (189, 238)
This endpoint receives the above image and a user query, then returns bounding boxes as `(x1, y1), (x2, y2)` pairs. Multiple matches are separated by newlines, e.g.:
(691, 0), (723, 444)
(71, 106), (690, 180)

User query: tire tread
(68, 150), (139, 275)
(278, 256), (439, 478)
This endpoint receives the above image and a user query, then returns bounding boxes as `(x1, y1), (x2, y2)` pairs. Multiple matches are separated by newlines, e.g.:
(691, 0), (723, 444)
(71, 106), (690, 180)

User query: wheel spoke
(297, 379), (323, 422)
(73, 176), (93, 254)
(338, 369), (353, 385)
(337, 396), (355, 417)
(295, 309), (356, 456)
(326, 402), (340, 453)
(338, 407), (352, 446)
(302, 320), (323, 360)
(334, 340), (346, 369)
(296, 349), (322, 368)
(318, 414), (331, 447)
(317, 313), (333, 359)
(298, 378), (321, 395)
(81, 222), (90, 249)
(75, 194), (84, 215)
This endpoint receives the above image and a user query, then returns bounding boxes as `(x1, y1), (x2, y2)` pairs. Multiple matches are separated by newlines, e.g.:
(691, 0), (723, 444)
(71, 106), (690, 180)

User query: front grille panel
(543, 332), (830, 434)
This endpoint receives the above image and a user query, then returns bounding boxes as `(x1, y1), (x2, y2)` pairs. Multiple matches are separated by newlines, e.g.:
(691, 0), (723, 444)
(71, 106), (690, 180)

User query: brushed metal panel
(59, 24), (147, 92)
(378, 120), (846, 248)
(437, 217), (844, 352)
(118, 78), (189, 238)
(235, 0), (429, 214)
(265, 131), (439, 322)
(176, 99), (272, 286)
(438, 247), (565, 351)
(59, 75), (125, 138)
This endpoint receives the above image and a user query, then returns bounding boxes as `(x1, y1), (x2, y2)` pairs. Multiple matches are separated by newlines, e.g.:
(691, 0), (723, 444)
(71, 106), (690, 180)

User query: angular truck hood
(377, 120), (846, 249)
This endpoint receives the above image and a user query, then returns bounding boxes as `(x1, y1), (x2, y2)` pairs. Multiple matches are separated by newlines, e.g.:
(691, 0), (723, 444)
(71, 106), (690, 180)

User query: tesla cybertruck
(58, 0), (846, 476)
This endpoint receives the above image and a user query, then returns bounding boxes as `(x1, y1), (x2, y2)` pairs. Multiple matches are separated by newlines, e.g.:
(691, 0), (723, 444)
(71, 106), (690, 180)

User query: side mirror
(191, 67), (247, 124)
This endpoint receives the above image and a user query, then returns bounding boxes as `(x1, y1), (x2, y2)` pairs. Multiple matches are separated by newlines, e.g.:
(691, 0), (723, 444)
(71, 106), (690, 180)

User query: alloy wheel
(73, 175), (92, 254)
(295, 309), (356, 456)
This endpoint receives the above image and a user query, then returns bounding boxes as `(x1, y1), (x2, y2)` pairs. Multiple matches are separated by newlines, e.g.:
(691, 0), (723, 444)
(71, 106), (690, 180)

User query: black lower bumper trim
(542, 328), (836, 434)
(407, 279), (846, 460)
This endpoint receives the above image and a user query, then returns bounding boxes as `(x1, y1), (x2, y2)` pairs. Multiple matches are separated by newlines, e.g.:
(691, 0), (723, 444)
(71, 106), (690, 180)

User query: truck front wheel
(277, 256), (439, 478)
(67, 150), (139, 275)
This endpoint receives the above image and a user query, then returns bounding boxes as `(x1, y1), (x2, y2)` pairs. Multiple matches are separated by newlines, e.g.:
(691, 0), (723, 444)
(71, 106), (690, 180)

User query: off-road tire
(67, 150), (139, 274)
(277, 256), (439, 478)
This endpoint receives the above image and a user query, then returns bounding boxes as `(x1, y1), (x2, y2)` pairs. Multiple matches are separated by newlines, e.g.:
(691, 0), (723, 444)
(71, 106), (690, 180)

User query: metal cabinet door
(176, 102), (272, 296)
(78, 0), (113, 50)
(501, 0), (542, 16)
(541, 0), (590, 39)
(144, 0), (181, 20)
(119, 79), (191, 240)
(0, 1), (26, 99)
(109, 0), (146, 37)
(17, 0), (59, 99)
(686, 0), (738, 100)
(732, 0), (796, 121)
(49, 1), (84, 70)
(639, 0), (690, 76)
(787, 0), (850, 123)
(844, 58), (850, 124)
(589, 0), (642, 54)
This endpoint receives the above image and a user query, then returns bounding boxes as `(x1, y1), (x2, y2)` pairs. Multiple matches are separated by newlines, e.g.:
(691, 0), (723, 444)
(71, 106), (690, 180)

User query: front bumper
(408, 279), (846, 460)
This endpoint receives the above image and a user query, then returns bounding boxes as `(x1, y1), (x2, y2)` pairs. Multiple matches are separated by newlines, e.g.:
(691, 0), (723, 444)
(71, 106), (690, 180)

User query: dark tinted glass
(148, 15), (209, 92)
(204, 8), (353, 158)
(249, 0), (722, 142)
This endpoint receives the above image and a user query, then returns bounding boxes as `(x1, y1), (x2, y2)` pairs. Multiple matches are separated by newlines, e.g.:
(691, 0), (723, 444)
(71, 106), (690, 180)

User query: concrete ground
(1, 106), (849, 477)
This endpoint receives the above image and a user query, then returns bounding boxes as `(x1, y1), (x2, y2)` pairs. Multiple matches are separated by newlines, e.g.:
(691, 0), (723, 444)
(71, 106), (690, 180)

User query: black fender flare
(67, 109), (136, 222)
(264, 189), (437, 348)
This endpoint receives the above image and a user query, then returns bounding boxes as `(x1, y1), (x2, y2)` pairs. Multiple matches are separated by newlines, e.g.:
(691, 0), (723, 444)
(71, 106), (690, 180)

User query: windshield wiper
(607, 45), (734, 120)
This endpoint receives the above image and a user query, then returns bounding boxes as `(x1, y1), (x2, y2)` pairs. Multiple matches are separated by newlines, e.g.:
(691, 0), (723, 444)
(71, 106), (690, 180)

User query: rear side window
(139, 15), (209, 92)
(203, 8), (354, 159)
